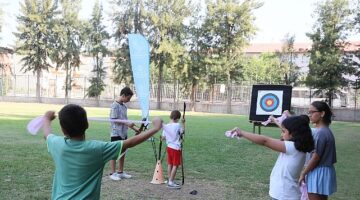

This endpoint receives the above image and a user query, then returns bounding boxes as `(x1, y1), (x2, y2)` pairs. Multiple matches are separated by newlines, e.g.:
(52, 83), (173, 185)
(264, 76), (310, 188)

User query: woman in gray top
(299, 101), (337, 200)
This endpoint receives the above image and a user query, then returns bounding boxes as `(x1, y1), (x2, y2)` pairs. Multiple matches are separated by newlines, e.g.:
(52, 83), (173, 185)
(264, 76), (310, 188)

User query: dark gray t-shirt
(313, 127), (337, 166)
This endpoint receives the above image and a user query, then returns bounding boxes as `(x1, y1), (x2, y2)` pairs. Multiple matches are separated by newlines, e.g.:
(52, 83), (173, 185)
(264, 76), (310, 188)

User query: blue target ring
(260, 93), (279, 112)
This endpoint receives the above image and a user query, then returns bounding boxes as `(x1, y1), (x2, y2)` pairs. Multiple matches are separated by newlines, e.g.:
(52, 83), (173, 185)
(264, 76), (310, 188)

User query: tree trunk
(226, 73), (232, 114)
(211, 84), (214, 103)
(36, 69), (41, 103)
(96, 55), (100, 107)
(156, 57), (164, 109)
(173, 78), (176, 110)
(96, 95), (100, 107)
(355, 87), (358, 122)
(285, 72), (289, 85)
(191, 82), (197, 112)
(328, 89), (333, 108)
(65, 62), (70, 104)
(0, 68), (3, 96)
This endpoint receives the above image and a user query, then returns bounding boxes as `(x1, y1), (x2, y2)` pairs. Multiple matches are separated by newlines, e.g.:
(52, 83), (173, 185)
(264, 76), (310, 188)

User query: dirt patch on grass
(100, 171), (233, 200)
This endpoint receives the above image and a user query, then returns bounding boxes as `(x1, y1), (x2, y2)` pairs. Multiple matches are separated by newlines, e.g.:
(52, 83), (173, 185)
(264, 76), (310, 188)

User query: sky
(0, 0), (359, 47)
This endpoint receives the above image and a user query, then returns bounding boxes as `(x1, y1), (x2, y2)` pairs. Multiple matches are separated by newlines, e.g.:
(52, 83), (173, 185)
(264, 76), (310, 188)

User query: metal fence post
(13, 74), (16, 96)
(112, 86), (115, 100)
(355, 82), (358, 122)
(55, 74), (57, 98)
(83, 76), (86, 99)
(27, 75), (30, 96)
(0, 69), (3, 96)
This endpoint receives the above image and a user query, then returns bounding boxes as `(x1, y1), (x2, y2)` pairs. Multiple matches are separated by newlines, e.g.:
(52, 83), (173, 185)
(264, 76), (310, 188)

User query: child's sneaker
(117, 172), (132, 179)
(109, 173), (121, 181)
(167, 181), (181, 189)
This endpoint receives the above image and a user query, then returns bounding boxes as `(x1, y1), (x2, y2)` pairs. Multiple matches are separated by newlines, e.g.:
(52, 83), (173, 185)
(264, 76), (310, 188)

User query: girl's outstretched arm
(269, 115), (282, 128)
(232, 127), (286, 153)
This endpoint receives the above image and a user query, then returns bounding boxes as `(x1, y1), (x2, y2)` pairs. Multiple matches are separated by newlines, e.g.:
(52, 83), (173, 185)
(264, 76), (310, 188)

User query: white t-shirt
(269, 141), (306, 200)
(162, 123), (182, 150)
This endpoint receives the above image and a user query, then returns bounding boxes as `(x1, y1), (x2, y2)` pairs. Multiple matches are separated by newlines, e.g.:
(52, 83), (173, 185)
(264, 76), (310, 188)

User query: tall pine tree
(86, 1), (110, 106)
(15, 0), (58, 102)
(110, 0), (146, 85)
(146, 0), (191, 109)
(0, 6), (2, 41)
(277, 34), (301, 86)
(344, 1), (360, 90)
(51, 0), (83, 101)
(202, 0), (261, 113)
(306, 0), (353, 107)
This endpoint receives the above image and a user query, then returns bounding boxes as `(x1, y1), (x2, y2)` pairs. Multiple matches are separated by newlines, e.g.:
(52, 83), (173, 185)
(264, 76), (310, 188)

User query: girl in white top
(231, 115), (314, 200)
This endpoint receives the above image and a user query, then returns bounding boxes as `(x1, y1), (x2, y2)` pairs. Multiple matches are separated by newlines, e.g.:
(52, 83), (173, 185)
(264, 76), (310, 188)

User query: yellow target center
(266, 99), (273, 106)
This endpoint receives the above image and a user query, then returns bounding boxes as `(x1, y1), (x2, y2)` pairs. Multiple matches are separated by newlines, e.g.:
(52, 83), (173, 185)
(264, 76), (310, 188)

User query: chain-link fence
(0, 74), (359, 108)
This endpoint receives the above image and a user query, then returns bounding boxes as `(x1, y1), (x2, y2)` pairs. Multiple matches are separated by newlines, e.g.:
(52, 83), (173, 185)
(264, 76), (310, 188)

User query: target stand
(249, 121), (278, 135)
(249, 85), (292, 134)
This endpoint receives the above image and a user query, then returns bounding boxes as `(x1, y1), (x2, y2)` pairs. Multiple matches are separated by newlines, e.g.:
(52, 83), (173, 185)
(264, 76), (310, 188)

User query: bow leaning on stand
(136, 118), (148, 135)
(181, 102), (186, 185)
(137, 118), (158, 162)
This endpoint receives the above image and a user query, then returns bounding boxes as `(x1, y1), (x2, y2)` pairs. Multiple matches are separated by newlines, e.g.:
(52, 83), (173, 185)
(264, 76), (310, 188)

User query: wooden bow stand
(249, 121), (278, 135)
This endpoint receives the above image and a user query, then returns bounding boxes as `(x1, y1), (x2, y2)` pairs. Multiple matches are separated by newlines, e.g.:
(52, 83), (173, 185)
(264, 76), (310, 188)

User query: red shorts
(167, 147), (182, 166)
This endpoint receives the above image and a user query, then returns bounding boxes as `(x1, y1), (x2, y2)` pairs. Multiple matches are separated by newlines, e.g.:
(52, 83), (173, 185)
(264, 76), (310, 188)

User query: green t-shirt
(47, 134), (122, 200)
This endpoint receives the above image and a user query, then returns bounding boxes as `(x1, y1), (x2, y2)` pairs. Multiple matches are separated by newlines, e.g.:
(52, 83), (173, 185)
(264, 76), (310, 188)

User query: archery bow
(137, 118), (148, 135)
(138, 118), (158, 162)
(181, 102), (186, 185)
(158, 135), (162, 161)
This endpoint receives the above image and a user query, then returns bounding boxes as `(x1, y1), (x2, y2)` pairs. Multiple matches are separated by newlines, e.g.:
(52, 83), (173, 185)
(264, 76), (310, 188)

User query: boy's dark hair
(282, 115), (314, 153)
(311, 101), (332, 125)
(170, 110), (181, 120)
(58, 104), (89, 137)
(120, 87), (133, 97)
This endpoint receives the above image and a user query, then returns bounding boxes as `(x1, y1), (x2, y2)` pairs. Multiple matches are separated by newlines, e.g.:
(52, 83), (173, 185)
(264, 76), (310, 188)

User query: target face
(260, 93), (279, 112)
(256, 90), (283, 115)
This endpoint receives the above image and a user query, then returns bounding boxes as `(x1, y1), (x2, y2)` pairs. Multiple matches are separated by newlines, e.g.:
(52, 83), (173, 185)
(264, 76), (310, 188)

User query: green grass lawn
(0, 102), (359, 199)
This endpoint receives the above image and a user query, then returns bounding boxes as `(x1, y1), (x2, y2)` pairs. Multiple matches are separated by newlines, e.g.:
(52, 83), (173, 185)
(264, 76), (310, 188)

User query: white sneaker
(118, 172), (132, 179)
(110, 173), (121, 181)
(167, 181), (181, 189)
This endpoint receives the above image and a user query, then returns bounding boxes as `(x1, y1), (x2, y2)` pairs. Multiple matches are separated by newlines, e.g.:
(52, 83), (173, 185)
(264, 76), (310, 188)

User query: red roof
(245, 41), (360, 53)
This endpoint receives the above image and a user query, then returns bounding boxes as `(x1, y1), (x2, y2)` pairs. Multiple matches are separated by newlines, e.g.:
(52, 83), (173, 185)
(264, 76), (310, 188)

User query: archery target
(260, 93), (279, 112)
(256, 90), (283, 115)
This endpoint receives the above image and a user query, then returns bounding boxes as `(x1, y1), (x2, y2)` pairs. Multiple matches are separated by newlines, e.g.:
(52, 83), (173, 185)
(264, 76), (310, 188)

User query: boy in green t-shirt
(43, 104), (162, 200)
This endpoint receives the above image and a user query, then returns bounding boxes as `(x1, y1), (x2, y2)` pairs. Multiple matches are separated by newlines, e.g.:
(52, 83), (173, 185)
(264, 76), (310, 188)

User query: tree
(0, 6), (5, 77)
(305, 0), (353, 107)
(146, 0), (191, 109)
(86, 1), (110, 106)
(340, 0), (360, 111)
(277, 34), (301, 85)
(160, 39), (188, 105)
(180, 2), (207, 108)
(242, 53), (282, 84)
(15, 0), (58, 102)
(202, 0), (261, 113)
(111, 0), (147, 85)
(51, 0), (83, 101)
(346, 1), (360, 89)
(0, 6), (3, 40)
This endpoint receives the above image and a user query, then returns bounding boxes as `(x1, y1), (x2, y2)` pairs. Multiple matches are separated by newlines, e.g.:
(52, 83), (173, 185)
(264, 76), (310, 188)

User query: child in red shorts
(161, 110), (184, 189)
